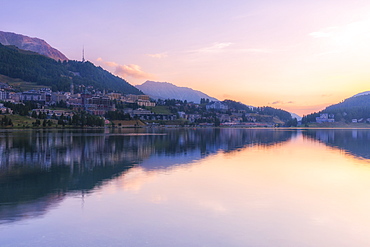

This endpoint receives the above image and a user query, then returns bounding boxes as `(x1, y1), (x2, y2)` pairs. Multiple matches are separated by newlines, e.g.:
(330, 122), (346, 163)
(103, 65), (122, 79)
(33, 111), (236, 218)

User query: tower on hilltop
(82, 46), (85, 62)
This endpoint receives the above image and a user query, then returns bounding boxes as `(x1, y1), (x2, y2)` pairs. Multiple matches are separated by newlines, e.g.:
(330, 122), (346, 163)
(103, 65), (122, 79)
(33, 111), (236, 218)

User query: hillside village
(0, 82), (294, 128)
(0, 31), (296, 128)
(2, 31), (370, 128)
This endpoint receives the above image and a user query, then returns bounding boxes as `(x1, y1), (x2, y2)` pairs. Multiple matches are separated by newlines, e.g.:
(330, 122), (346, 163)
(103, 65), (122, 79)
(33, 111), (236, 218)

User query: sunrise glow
(3, 0), (370, 116)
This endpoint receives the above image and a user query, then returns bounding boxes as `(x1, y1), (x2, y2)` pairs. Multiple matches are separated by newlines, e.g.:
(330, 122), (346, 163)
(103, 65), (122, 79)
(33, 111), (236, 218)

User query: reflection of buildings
(0, 129), (296, 224)
(309, 129), (335, 143)
(0, 129), (297, 171)
(303, 129), (370, 159)
(0, 131), (146, 169)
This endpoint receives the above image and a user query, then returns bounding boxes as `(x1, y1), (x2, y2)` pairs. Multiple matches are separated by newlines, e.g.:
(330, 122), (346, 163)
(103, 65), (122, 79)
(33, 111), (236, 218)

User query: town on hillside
(0, 82), (294, 128)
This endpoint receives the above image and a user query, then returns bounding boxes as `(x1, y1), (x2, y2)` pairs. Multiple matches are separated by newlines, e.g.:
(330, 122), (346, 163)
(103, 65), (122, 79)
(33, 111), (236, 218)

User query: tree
(33, 119), (41, 127)
(285, 118), (298, 127)
(214, 117), (220, 127)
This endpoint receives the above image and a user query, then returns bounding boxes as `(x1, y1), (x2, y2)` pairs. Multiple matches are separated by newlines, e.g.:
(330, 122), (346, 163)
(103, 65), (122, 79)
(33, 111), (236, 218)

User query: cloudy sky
(2, 0), (370, 115)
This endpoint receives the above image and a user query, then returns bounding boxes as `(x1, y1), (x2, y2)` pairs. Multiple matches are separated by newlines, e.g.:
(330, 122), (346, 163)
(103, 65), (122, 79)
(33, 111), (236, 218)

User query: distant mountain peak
(290, 112), (302, 121)
(0, 31), (68, 61)
(136, 80), (218, 103)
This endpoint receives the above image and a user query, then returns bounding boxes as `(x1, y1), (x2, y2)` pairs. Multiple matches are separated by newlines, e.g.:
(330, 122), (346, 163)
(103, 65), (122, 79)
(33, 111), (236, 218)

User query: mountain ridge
(0, 31), (68, 61)
(352, 91), (370, 98)
(302, 91), (370, 123)
(0, 42), (142, 94)
(136, 80), (218, 103)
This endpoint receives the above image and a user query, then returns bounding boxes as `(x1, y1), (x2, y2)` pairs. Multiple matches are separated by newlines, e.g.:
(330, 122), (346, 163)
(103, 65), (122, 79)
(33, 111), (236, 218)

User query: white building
(0, 89), (8, 100)
(206, 101), (228, 111)
(316, 113), (335, 123)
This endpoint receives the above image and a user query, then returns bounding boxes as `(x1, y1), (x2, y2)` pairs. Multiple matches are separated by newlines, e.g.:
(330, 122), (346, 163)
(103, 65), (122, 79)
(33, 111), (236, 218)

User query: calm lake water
(1, 128), (370, 246)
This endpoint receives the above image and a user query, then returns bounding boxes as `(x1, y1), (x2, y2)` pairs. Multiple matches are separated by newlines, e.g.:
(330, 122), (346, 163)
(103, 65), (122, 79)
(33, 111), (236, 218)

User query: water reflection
(0, 128), (296, 224)
(303, 129), (370, 160)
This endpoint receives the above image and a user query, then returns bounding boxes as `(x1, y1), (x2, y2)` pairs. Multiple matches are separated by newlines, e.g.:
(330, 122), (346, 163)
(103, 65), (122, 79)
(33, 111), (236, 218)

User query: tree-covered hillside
(0, 43), (142, 94)
(256, 106), (293, 122)
(222, 100), (292, 121)
(223, 99), (254, 112)
(302, 94), (370, 123)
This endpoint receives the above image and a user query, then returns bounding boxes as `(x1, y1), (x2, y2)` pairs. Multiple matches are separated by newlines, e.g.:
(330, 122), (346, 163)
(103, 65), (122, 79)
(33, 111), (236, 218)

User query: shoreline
(2, 125), (370, 131)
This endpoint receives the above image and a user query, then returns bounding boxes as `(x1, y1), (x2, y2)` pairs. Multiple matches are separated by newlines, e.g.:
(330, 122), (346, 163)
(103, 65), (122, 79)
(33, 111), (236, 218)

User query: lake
(1, 128), (370, 246)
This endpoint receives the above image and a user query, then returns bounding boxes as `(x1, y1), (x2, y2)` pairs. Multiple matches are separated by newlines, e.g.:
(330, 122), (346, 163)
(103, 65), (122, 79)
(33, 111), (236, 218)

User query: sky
(2, 0), (370, 116)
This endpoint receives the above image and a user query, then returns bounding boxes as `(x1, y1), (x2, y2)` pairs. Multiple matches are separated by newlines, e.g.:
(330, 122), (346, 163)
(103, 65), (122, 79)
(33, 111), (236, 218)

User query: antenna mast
(82, 46), (85, 62)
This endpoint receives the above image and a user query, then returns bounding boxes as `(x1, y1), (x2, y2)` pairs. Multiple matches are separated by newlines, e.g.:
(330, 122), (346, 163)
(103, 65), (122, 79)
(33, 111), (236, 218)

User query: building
(85, 96), (114, 115)
(31, 109), (73, 118)
(107, 92), (122, 100)
(185, 114), (201, 123)
(206, 101), (229, 111)
(0, 89), (9, 100)
(67, 96), (83, 110)
(0, 82), (11, 90)
(51, 92), (67, 103)
(316, 113), (335, 123)
(8, 92), (20, 102)
(136, 99), (156, 107)
(19, 89), (52, 104)
(0, 103), (12, 114)
(132, 108), (153, 115)
(20, 90), (45, 103)
(178, 112), (186, 119)
(124, 94), (151, 103)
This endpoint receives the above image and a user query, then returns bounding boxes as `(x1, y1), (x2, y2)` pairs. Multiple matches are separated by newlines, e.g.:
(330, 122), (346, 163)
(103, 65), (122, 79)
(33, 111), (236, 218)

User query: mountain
(0, 43), (142, 94)
(0, 31), (68, 61)
(136, 81), (218, 103)
(290, 112), (302, 121)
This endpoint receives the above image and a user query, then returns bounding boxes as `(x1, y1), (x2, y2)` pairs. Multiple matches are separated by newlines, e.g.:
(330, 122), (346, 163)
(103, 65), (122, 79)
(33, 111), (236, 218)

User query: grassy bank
(300, 122), (370, 128)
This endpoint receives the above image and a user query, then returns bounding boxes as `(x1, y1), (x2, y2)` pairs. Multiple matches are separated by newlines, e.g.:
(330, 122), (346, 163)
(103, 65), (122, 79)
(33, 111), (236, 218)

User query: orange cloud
(96, 58), (153, 79)
(269, 100), (295, 105)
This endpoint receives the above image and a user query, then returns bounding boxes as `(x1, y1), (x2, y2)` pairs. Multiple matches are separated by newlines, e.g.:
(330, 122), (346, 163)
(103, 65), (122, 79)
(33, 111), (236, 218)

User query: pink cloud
(115, 64), (152, 79)
(190, 42), (233, 54)
(146, 52), (168, 59)
(96, 58), (153, 79)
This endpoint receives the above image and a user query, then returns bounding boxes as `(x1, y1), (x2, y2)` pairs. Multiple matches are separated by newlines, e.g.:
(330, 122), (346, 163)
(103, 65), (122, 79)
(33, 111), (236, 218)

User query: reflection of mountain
(303, 129), (370, 159)
(0, 194), (64, 224)
(0, 129), (296, 224)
